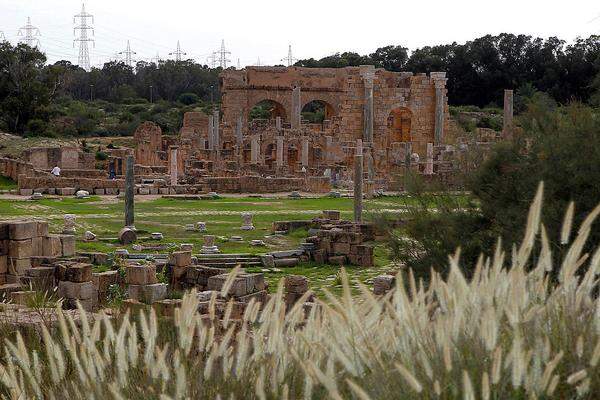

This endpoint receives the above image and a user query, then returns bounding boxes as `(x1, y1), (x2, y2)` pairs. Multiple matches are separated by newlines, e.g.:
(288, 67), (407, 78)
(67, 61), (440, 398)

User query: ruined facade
(120, 66), (450, 192)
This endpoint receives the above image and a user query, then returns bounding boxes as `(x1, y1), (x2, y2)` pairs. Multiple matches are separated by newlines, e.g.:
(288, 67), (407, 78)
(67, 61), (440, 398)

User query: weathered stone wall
(133, 122), (164, 167)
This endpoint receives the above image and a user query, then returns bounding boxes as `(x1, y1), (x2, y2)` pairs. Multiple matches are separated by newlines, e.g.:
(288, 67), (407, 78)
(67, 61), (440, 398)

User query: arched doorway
(301, 100), (336, 123)
(287, 146), (299, 169)
(387, 107), (412, 143)
(249, 99), (287, 122)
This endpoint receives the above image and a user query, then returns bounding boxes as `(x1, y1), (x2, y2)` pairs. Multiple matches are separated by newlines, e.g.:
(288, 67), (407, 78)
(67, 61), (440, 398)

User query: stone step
(196, 261), (263, 268)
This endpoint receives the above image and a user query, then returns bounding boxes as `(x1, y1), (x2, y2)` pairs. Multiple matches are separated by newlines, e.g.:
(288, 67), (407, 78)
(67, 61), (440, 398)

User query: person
(51, 165), (61, 177)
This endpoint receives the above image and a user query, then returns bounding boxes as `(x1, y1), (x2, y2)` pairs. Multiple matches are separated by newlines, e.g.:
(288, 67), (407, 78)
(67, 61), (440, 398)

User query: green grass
(0, 176), (17, 190)
(0, 194), (420, 293)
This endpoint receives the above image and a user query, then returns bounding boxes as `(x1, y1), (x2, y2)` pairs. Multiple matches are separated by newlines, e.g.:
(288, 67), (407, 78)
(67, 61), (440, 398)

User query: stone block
(284, 275), (309, 294)
(127, 283), (167, 304)
(31, 236), (43, 256)
(152, 299), (182, 317)
(30, 256), (58, 267)
(273, 258), (299, 268)
(57, 187), (76, 196)
(0, 255), (6, 274)
(332, 242), (351, 255)
(63, 297), (97, 311)
(237, 289), (268, 304)
(25, 266), (55, 278)
(126, 265), (157, 285)
(120, 298), (147, 314)
(207, 273), (263, 297)
(58, 235), (76, 257)
(0, 223), (8, 240)
(0, 283), (23, 300)
(10, 290), (35, 305)
(0, 240), (7, 255)
(8, 258), (31, 275)
(20, 189), (33, 196)
(64, 263), (93, 283)
(8, 239), (32, 259)
(118, 228), (137, 245)
(373, 275), (395, 295)
(58, 281), (96, 300)
(36, 221), (49, 237)
(328, 255), (347, 266)
(322, 210), (341, 220)
(43, 235), (63, 257)
(92, 270), (120, 293)
(94, 188), (105, 195)
(8, 221), (36, 240)
(169, 251), (192, 267)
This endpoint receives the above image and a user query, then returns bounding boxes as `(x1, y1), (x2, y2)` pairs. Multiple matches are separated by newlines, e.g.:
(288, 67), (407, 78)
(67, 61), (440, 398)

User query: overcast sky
(1, 0), (599, 68)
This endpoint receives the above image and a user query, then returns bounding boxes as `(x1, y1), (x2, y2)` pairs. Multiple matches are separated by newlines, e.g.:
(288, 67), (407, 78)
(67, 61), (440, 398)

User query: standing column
(503, 89), (514, 140)
(276, 116), (282, 133)
(235, 115), (243, 148)
(276, 136), (284, 167)
(213, 109), (220, 151)
(169, 146), (178, 186)
(301, 138), (309, 167)
(291, 86), (301, 129)
(361, 66), (375, 143)
(404, 142), (412, 174)
(425, 142), (434, 175)
(124, 155), (135, 228)
(207, 115), (214, 150)
(354, 140), (364, 223)
(250, 136), (259, 164)
(325, 136), (333, 162)
(434, 85), (445, 144)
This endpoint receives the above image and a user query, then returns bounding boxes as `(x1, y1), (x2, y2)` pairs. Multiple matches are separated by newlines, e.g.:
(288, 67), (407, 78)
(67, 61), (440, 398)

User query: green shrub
(177, 92), (200, 105)
(95, 151), (108, 161)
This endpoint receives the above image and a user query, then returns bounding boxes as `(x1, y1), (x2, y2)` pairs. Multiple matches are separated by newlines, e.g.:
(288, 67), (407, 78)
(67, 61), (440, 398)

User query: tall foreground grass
(0, 184), (599, 399)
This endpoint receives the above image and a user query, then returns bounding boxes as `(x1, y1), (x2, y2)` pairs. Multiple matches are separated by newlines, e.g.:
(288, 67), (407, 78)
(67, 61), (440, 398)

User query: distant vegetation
(3, 33), (600, 136)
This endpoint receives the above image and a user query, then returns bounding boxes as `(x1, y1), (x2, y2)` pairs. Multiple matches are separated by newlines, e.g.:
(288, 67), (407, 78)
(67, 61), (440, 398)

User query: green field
(0, 194), (417, 294)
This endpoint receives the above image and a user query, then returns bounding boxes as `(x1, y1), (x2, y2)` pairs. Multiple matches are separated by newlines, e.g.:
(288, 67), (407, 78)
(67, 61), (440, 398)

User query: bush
(25, 118), (48, 136)
(178, 92), (200, 105)
(95, 151), (108, 161)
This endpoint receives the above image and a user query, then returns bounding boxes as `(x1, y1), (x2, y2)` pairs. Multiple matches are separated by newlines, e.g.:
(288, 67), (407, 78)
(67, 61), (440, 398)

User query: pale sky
(1, 0), (599, 68)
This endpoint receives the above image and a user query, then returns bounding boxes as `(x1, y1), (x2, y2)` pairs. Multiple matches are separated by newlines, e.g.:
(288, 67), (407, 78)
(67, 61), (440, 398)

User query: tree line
(296, 33), (600, 107)
(2, 33), (600, 135)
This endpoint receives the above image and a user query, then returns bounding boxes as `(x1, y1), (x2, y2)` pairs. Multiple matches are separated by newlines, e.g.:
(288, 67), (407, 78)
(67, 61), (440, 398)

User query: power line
(119, 40), (136, 67)
(18, 17), (41, 48)
(281, 44), (298, 67)
(169, 40), (187, 62)
(214, 39), (230, 68)
(206, 52), (217, 68)
(73, 3), (94, 71)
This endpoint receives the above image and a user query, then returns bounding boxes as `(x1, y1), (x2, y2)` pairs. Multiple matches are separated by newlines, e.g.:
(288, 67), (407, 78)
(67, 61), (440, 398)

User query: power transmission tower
(119, 40), (136, 67)
(169, 41), (186, 62)
(206, 52), (217, 69)
(18, 17), (41, 48)
(237, 58), (241, 70)
(281, 44), (298, 67)
(214, 39), (231, 68)
(255, 57), (262, 67)
(73, 3), (95, 71)
(151, 52), (161, 64)
(0, 31), (5, 41)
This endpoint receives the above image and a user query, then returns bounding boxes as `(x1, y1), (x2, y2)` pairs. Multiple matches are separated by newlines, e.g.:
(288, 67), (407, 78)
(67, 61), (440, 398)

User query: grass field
(0, 194), (417, 294)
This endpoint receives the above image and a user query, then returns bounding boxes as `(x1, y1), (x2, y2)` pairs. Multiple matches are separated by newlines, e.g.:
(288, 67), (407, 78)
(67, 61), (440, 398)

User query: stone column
(207, 115), (214, 150)
(354, 140), (364, 223)
(325, 136), (333, 162)
(503, 89), (514, 140)
(425, 142), (434, 175)
(276, 136), (284, 167)
(236, 115), (243, 148)
(169, 146), (178, 186)
(435, 85), (445, 144)
(301, 138), (309, 167)
(125, 155), (135, 228)
(361, 66), (375, 143)
(250, 136), (259, 164)
(291, 86), (301, 129)
(404, 142), (412, 174)
(213, 109), (220, 151)
(276, 116), (282, 133)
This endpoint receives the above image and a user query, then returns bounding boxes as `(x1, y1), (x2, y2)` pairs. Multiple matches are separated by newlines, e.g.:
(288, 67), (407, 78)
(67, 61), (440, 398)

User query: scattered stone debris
(373, 274), (396, 295)
(196, 222), (207, 232)
(151, 232), (163, 240)
(30, 192), (43, 200)
(240, 212), (255, 230)
(83, 231), (96, 241)
(201, 235), (219, 254)
(250, 239), (266, 247)
(75, 190), (90, 199)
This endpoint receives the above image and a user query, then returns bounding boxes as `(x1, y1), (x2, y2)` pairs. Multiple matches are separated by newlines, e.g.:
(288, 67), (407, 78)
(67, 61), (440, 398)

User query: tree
(0, 42), (49, 133)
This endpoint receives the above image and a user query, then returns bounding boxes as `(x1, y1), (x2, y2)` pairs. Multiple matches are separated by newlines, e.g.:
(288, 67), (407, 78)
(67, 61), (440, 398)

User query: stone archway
(301, 99), (337, 123)
(248, 99), (288, 122)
